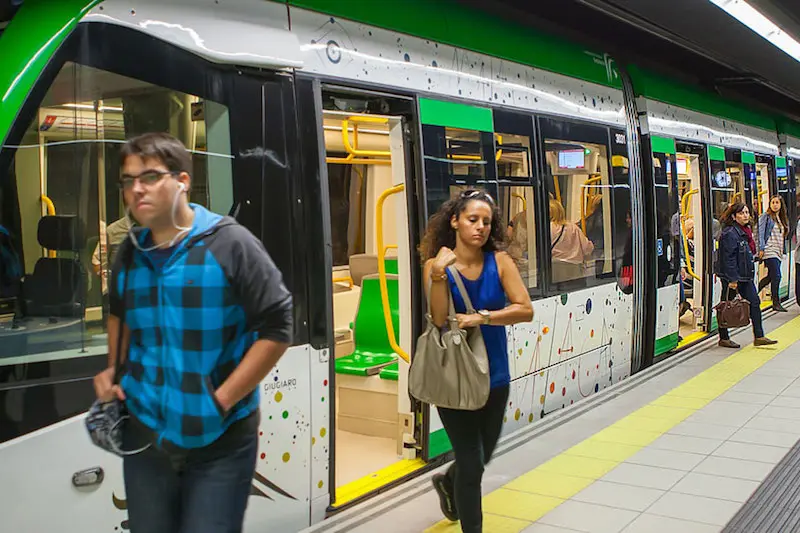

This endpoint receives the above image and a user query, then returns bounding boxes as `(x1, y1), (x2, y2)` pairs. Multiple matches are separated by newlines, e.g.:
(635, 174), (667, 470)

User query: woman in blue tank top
(421, 189), (533, 533)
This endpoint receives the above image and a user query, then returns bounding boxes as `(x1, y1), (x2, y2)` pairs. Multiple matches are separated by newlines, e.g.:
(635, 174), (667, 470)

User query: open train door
(300, 82), (428, 510)
(674, 142), (711, 344)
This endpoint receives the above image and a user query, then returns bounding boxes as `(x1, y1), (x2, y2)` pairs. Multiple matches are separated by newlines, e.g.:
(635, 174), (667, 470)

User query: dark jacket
(717, 224), (755, 283)
(110, 204), (293, 449)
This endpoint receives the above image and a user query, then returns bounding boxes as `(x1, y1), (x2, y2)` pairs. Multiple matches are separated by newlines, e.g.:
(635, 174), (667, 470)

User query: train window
(422, 123), (497, 216)
(0, 61), (234, 366)
(540, 118), (618, 290)
(652, 145), (679, 289)
(494, 110), (538, 291)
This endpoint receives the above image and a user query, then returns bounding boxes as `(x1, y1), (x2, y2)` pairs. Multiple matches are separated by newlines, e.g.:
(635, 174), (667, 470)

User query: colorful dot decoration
(282, 452), (291, 463)
(282, 410), (289, 419)
(275, 391), (283, 403)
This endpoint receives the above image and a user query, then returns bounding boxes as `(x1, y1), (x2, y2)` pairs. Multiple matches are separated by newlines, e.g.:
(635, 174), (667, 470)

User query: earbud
(178, 182), (186, 192)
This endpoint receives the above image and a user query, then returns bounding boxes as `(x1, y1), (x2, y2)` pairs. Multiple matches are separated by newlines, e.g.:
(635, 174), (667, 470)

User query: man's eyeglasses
(118, 170), (178, 190)
(459, 189), (495, 205)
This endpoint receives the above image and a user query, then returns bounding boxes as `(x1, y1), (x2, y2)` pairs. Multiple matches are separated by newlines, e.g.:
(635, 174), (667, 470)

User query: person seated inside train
(91, 214), (133, 296)
(549, 198), (594, 281)
(507, 209), (529, 282)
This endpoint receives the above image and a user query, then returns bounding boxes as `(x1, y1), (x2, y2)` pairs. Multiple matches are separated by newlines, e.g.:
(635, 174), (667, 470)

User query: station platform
(307, 305), (800, 533)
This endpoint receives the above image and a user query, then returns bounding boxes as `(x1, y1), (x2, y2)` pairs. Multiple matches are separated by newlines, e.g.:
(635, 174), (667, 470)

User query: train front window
(0, 61), (234, 366)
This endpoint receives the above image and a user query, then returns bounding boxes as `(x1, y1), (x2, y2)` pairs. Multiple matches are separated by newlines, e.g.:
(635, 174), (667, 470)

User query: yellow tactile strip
(425, 316), (800, 532)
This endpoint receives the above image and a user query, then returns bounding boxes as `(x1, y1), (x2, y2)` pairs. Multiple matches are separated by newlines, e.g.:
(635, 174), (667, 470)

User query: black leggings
(758, 257), (782, 302)
(437, 385), (509, 533)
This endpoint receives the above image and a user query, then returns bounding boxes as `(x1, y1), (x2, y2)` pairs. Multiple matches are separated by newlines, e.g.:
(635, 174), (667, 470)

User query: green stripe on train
(777, 157), (788, 169)
(708, 145), (726, 162)
(742, 151), (756, 164)
(288, 0), (622, 88)
(651, 136), (676, 155)
(0, 0), (102, 147)
(655, 332), (679, 356)
(428, 427), (452, 459)
(419, 98), (493, 131)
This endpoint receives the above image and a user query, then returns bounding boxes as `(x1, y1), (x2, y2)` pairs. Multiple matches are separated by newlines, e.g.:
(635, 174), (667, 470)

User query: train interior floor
(308, 303), (800, 533)
(335, 429), (398, 487)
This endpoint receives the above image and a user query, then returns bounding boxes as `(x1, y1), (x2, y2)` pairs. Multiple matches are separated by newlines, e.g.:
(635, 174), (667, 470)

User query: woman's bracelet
(430, 270), (448, 282)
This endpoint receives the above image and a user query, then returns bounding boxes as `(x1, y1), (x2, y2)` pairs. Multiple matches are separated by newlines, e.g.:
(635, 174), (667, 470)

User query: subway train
(0, 1), (798, 531)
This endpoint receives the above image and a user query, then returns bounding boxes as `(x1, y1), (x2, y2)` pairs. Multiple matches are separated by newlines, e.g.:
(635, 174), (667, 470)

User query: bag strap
(112, 243), (134, 386)
(448, 265), (477, 314)
(551, 225), (566, 251)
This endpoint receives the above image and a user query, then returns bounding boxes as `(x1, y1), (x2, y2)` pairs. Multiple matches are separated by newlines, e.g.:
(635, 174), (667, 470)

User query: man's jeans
(122, 414), (258, 533)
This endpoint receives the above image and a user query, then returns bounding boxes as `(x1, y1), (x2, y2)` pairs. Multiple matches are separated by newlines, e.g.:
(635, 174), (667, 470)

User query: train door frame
(776, 156), (792, 304)
(675, 140), (712, 340)
(788, 157), (798, 305)
(297, 79), (428, 511)
(648, 135), (681, 361)
(754, 153), (780, 307)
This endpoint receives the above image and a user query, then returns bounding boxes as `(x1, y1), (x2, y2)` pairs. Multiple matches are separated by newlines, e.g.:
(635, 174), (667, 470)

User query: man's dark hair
(120, 132), (192, 175)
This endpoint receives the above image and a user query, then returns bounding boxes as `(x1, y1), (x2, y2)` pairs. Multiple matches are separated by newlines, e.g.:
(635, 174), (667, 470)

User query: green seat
(379, 362), (399, 381)
(335, 273), (400, 376)
(384, 257), (398, 275)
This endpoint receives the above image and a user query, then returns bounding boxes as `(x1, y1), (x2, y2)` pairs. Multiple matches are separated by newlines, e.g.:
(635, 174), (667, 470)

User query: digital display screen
(777, 167), (788, 178)
(558, 150), (585, 169)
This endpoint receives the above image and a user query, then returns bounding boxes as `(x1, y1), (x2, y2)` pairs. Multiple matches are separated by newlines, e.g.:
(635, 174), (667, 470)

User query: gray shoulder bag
(408, 266), (491, 411)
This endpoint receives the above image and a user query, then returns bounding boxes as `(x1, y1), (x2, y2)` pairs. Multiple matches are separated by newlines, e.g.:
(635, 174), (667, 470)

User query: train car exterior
(0, 1), (798, 531)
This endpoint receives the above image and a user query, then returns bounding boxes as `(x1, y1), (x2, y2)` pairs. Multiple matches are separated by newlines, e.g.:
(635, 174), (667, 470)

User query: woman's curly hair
(419, 190), (509, 263)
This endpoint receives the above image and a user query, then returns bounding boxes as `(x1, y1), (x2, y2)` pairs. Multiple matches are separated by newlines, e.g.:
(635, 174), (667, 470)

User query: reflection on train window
(422, 124), (496, 215)
(496, 133), (532, 179)
(0, 61), (233, 365)
(544, 139), (613, 286)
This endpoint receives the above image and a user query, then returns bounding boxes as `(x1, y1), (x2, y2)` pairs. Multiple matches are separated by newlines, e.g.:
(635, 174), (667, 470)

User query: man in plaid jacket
(93, 132), (292, 533)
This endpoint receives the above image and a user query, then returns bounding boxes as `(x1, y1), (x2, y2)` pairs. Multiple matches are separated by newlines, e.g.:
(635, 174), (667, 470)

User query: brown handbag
(715, 287), (751, 329)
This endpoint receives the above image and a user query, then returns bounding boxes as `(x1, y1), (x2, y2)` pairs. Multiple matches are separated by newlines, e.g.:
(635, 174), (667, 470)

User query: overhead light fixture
(62, 103), (123, 112)
(708, 0), (800, 63)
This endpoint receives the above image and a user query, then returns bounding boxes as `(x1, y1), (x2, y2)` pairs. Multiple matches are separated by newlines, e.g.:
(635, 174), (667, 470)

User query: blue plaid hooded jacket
(109, 204), (293, 449)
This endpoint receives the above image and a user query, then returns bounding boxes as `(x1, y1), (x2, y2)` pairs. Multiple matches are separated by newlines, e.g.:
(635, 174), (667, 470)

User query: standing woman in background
(717, 202), (777, 348)
(420, 189), (533, 533)
(758, 195), (789, 312)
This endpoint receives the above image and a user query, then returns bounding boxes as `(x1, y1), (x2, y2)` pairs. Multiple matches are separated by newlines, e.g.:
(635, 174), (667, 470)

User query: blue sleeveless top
(446, 252), (510, 389)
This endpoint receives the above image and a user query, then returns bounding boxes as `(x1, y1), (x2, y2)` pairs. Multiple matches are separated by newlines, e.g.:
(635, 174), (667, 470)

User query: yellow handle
(376, 183), (410, 363)
(332, 276), (354, 288)
(680, 189), (701, 281)
(40, 195), (56, 258)
(342, 118), (392, 158)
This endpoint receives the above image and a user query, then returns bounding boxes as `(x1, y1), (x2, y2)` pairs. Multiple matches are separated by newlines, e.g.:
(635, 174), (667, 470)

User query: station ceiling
(461, 0), (800, 123)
